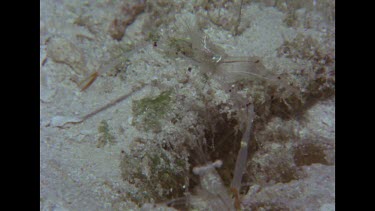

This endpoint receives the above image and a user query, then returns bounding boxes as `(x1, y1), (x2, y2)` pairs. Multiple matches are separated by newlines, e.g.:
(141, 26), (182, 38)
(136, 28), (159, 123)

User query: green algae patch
(96, 120), (115, 148)
(120, 142), (187, 205)
(132, 90), (173, 133)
